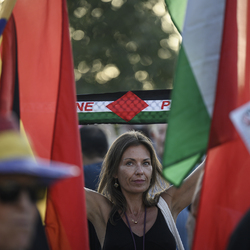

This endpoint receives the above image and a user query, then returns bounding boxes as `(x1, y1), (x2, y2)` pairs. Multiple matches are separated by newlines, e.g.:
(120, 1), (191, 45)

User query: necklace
(131, 210), (143, 224)
(124, 207), (147, 250)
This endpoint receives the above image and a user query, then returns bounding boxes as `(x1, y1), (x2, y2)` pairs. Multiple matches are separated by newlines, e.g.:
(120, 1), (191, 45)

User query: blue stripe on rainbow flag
(0, 19), (7, 36)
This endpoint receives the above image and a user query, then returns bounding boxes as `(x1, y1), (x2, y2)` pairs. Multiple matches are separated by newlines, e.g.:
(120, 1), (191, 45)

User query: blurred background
(67, 0), (180, 95)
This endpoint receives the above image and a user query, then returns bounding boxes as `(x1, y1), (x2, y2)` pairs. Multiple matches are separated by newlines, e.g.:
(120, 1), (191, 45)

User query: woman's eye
(126, 162), (133, 166)
(143, 162), (150, 166)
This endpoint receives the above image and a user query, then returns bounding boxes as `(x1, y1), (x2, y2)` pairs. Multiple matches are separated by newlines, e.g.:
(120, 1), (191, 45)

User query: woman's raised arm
(85, 187), (111, 222)
(161, 159), (205, 221)
(85, 187), (112, 246)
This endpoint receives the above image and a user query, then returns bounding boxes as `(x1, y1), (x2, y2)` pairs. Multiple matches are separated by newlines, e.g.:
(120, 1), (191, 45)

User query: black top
(28, 211), (50, 250)
(88, 220), (101, 250)
(103, 207), (176, 250)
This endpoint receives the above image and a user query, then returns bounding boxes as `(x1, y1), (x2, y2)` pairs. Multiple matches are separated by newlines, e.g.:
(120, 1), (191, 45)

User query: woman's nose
(135, 165), (144, 174)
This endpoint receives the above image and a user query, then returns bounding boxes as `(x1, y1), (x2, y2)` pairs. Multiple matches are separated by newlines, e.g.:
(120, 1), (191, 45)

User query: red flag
(0, 14), (16, 116)
(13, 1), (89, 250)
(193, 0), (250, 249)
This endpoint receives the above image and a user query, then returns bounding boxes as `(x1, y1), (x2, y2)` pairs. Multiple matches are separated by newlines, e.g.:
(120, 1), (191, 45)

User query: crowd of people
(0, 113), (246, 250)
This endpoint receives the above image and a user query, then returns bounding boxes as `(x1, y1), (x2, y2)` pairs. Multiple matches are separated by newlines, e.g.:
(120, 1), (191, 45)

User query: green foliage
(67, 0), (180, 94)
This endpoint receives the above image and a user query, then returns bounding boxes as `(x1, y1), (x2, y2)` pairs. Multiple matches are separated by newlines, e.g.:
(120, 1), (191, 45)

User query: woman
(85, 130), (204, 250)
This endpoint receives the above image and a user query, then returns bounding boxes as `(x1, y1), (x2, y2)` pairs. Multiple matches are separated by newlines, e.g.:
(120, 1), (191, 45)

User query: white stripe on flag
(183, 0), (226, 116)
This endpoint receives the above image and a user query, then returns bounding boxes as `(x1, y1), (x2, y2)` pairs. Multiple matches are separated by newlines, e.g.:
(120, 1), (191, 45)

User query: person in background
(80, 125), (108, 250)
(119, 124), (152, 140)
(80, 125), (109, 190)
(150, 123), (190, 250)
(150, 124), (168, 161)
(0, 114), (79, 250)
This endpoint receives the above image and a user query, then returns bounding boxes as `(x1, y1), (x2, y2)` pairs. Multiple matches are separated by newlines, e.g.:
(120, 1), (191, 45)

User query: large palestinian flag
(162, 0), (226, 186)
(164, 0), (250, 249)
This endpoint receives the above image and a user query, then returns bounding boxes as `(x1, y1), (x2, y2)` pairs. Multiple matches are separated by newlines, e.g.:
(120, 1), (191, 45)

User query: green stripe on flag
(165, 0), (187, 33)
(163, 153), (201, 187)
(162, 46), (210, 186)
(78, 111), (170, 124)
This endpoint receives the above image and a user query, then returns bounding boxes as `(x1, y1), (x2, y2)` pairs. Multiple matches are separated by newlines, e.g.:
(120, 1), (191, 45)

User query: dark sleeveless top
(102, 207), (176, 250)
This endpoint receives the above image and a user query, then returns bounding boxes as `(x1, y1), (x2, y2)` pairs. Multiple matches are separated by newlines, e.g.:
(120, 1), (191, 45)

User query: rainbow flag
(0, 0), (18, 116)
(0, 0), (17, 36)
(12, 0), (89, 249)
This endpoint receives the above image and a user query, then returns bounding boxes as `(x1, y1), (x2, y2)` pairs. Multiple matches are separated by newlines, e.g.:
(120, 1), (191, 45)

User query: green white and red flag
(77, 89), (171, 124)
(193, 0), (250, 249)
(165, 0), (250, 248)
(163, 0), (226, 186)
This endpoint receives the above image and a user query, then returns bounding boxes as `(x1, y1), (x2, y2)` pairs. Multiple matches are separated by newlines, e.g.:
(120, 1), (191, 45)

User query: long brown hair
(98, 130), (168, 223)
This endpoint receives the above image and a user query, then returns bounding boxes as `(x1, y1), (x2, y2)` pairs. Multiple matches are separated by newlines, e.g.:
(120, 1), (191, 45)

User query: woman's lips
(133, 179), (145, 184)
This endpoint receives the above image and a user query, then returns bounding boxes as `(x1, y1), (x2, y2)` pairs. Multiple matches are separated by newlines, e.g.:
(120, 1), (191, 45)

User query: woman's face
(115, 144), (153, 197)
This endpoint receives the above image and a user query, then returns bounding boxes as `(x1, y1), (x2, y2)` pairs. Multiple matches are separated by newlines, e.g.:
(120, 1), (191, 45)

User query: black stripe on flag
(77, 89), (172, 102)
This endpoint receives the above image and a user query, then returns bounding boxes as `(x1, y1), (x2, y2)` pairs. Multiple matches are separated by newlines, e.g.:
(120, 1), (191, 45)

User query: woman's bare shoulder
(85, 188), (113, 247)
(160, 186), (174, 207)
(85, 188), (112, 223)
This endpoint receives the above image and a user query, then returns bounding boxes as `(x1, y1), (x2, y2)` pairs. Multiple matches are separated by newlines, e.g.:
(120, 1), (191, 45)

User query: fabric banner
(164, 0), (187, 32)
(77, 89), (171, 124)
(0, 14), (16, 116)
(0, 0), (17, 36)
(13, 1), (89, 250)
(0, 0), (18, 116)
(162, 0), (226, 186)
(193, 0), (250, 249)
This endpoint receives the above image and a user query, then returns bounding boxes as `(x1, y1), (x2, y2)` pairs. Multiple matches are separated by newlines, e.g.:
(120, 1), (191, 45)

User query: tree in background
(67, 0), (180, 95)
